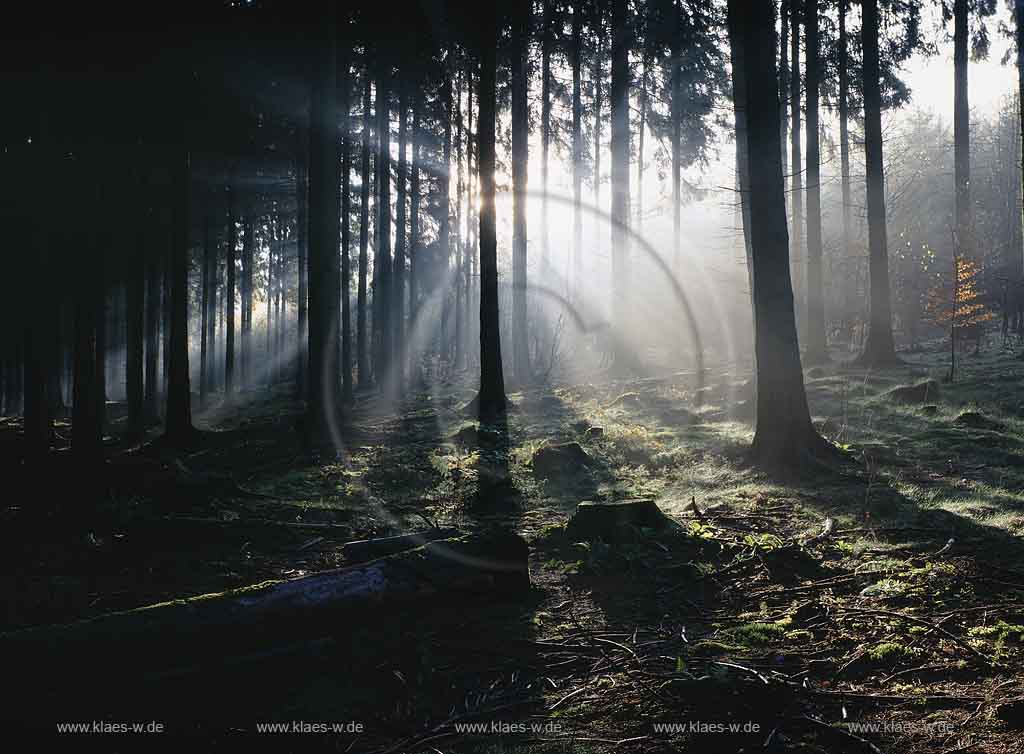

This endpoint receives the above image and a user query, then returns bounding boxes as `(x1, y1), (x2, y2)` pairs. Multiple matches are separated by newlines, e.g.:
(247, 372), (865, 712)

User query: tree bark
(572, 2), (584, 298)
(541, 0), (552, 266)
(340, 53), (354, 403)
(610, 0), (631, 370)
(374, 55), (392, 388)
(728, 0), (830, 469)
(476, 6), (507, 422)
(358, 72), (371, 389)
(804, 0), (827, 363)
(954, 0), (971, 256)
(306, 0), (342, 448)
(127, 181), (146, 439)
(512, 0), (531, 384)
(144, 209), (160, 422)
(199, 212), (211, 408)
(394, 75), (408, 386)
(225, 183), (236, 396)
(164, 147), (194, 446)
(858, 0), (899, 366)
(790, 0), (803, 338)
(838, 0), (853, 337)
(296, 144), (309, 398)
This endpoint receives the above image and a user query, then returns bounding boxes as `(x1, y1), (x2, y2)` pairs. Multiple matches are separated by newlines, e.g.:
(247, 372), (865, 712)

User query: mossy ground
(5, 340), (1024, 751)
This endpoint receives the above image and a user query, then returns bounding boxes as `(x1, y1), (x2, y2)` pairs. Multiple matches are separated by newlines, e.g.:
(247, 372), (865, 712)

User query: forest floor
(6, 341), (1024, 752)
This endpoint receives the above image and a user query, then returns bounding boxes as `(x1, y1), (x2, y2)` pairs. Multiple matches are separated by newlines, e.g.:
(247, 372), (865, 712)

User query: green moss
(722, 617), (792, 646)
(867, 642), (917, 663)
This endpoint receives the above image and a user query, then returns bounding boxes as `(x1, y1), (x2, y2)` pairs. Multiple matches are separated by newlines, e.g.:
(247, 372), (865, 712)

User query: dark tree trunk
(838, 0), (852, 329)
(804, 0), (827, 363)
(541, 0), (552, 265)
(1017, 0), (1024, 321)
(243, 212), (255, 389)
(306, 1), (342, 448)
(409, 88), (421, 376)
(199, 212), (211, 408)
(592, 3), (603, 256)
(858, 0), (899, 366)
(127, 188), (146, 439)
(728, 0), (755, 328)
(512, 0), (530, 383)
(610, 0), (630, 369)
(73, 183), (103, 463)
(358, 73), (371, 389)
(164, 147), (194, 446)
(860, 0), (901, 368)
(144, 218), (160, 422)
(790, 0), (803, 336)
(297, 148), (309, 399)
(476, 7), (506, 421)
(670, 3), (682, 271)
(394, 77), (408, 387)
(225, 183), (236, 395)
(454, 71), (464, 370)
(340, 53), (354, 403)
(441, 54), (453, 365)
(572, 2), (583, 296)
(954, 0), (971, 255)
(779, 0), (789, 184)
(728, 0), (830, 469)
(374, 56), (392, 389)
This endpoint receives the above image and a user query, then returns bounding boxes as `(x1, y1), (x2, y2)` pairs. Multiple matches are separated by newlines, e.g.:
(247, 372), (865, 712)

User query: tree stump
(566, 499), (674, 542)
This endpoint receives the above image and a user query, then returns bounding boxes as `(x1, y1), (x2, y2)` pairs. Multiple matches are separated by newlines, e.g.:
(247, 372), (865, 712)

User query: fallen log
(2, 528), (529, 678)
(341, 527), (462, 563)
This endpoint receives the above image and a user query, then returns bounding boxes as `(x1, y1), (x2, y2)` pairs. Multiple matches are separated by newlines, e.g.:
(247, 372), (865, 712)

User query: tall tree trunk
(728, 0), (829, 469)
(477, 5), (507, 421)
(454, 70), (464, 370)
(541, 0), (552, 266)
(225, 183), (236, 396)
(241, 212), (253, 389)
(838, 0), (852, 337)
(790, 0), (803, 337)
(637, 56), (647, 235)
(394, 75), (408, 385)
(358, 73), (371, 389)
(73, 194), (102, 464)
(307, 1), (342, 447)
(441, 53), (453, 365)
(572, 2), (583, 298)
(466, 63), (477, 367)
(593, 3), (604, 255)
(374, 55), (392, 388)
(297, 147), (309, 398)
(340, 53), (354, 403)
(200, 211), (211, 408)
(144, 215), (160, 421)
(779, 0), (789, 187)
(954, 0), (971, 256)
(127, 185), (146, 439)
(804, 0), (827, 363)
(671, 2), (682, 273)
(409, 89), (421, 368)
(728, 0), (755, 330)
(858, 0), (899, 366)
(1016, 0), (1024, 325)
(610, 0), (630, 370)
(164, 147), (194, 446)
(512, 0), (531, 383)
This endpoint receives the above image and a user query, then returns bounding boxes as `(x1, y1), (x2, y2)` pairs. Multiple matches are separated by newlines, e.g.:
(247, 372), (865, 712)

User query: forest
(5, 0), (1024, 751)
